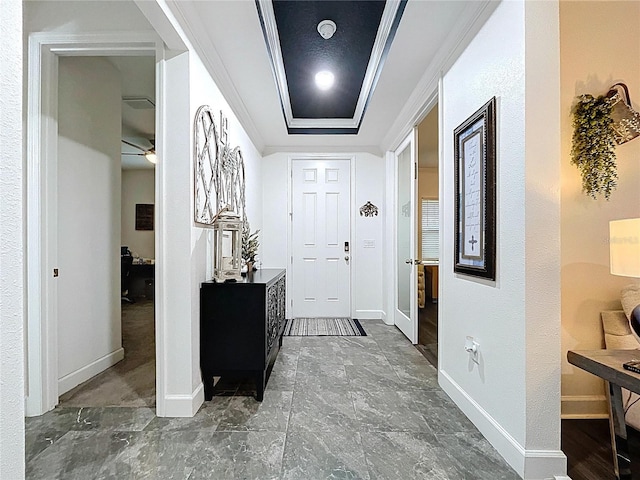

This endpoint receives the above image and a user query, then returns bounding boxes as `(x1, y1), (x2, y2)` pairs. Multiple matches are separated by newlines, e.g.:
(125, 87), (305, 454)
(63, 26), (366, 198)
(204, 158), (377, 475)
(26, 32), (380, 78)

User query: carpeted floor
(58, 299), (156, 407)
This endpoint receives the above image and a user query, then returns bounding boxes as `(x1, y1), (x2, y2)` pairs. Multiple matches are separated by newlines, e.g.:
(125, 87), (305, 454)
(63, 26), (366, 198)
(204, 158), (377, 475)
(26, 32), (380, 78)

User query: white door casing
(394, 130), (418, 343)
(291, 159), (351, 318)
(25, 32), (164, 416)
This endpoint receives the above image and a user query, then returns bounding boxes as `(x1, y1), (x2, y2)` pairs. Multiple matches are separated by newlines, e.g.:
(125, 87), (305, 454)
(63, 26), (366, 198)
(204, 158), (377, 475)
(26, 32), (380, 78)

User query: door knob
(345, 256), (350, 261)
(405, 259), (412, 264)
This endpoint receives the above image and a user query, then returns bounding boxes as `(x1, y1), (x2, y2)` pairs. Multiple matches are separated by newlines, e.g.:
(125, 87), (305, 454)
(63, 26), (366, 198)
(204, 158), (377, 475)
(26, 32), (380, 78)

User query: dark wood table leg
(609, 382), (633, 479)
(202, 371), (214, 401)
(629, 426), (640, 480)
(256, 371), (265, 402)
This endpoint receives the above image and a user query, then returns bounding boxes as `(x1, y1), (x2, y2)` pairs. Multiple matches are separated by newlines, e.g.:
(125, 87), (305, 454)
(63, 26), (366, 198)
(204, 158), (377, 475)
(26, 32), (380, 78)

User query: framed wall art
(453, 97), (496, 280)
(135, 204), (154, 231)
(193, 105), (247, 227)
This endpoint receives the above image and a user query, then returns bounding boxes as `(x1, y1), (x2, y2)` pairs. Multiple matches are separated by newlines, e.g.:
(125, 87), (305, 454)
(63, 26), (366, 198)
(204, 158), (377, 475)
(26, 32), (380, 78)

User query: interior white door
(291, 159), (351, 318)
(394, 131), (418, 343)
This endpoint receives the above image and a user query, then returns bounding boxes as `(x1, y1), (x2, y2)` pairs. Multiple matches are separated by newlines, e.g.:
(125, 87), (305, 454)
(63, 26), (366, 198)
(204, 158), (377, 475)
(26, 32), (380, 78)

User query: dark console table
(200, 269), (286, 401)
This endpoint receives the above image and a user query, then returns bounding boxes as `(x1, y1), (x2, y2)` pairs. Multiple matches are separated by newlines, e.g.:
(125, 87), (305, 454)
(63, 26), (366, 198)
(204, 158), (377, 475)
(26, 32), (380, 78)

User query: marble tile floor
(25, 320), (519, 480)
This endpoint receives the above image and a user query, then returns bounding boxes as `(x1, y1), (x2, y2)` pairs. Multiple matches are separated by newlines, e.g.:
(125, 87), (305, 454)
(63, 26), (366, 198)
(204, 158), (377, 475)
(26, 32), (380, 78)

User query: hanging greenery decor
(570, 94), (618, 200)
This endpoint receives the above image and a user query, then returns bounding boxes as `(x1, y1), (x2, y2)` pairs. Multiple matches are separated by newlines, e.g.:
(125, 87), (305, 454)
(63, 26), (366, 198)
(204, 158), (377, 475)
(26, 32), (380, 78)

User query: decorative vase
(246, 261), (254, 273)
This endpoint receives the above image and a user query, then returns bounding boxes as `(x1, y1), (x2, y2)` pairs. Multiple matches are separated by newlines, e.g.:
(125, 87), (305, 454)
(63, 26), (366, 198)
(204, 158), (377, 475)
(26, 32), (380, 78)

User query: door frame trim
(392, 130), (418, 344)
(25, 32), (165, 416)
(287, 154), (356, 318)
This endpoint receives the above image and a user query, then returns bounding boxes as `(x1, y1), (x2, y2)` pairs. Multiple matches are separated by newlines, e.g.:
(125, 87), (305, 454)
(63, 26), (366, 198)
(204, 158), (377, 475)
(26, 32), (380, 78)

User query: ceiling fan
(121, 139), (156, 164)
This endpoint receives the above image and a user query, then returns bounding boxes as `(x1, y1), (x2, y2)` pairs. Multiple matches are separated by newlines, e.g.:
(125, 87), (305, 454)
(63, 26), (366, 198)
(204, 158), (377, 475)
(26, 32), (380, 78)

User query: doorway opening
(55, 55), (157, 408)
(415, 105), (439, 367)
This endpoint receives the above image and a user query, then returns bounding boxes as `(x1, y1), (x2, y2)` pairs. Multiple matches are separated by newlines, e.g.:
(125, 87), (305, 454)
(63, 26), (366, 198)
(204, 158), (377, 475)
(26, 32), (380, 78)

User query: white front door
(291, 159), (351, 318)
(395, 131), (418, 343)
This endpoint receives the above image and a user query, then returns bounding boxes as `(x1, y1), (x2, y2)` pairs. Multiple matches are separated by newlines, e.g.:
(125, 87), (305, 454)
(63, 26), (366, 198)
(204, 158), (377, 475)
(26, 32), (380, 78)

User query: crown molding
(380, 0), (500, 152)
(167, 1), (266, 152)
(256, 0), (406, 133)
(262, 144), (383, 157)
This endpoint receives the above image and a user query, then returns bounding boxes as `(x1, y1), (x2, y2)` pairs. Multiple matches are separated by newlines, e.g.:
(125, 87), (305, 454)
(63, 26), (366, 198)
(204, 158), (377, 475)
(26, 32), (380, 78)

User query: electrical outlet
(465, 336), (480, 364)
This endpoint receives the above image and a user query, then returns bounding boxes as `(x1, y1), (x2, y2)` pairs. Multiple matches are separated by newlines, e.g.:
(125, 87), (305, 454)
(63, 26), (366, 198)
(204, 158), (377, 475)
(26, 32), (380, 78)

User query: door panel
(292, 159), (351, 318)
(395, 132), (418, 343)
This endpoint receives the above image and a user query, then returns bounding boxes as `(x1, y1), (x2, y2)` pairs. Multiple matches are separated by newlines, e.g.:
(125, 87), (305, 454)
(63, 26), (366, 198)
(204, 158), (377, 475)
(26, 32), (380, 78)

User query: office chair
(121, 248), (134, 303)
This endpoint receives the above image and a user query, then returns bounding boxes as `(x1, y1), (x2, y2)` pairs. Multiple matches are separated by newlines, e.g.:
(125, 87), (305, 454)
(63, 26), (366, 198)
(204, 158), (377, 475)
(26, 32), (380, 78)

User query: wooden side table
(568, 349), (640, 480)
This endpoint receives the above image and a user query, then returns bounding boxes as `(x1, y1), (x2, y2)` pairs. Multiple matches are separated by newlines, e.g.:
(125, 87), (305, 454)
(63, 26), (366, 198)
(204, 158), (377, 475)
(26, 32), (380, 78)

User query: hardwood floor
(417, 300), (438, 367)
(562, 419), (616, 480)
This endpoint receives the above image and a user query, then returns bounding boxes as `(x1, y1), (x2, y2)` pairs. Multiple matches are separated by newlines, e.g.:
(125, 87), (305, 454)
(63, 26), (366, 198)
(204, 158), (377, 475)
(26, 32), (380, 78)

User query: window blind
(421, 198), (439, 261)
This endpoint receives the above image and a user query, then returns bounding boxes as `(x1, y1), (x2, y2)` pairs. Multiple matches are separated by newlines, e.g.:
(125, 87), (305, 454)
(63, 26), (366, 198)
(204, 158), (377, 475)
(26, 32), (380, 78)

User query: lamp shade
(610, 218), (640, 278)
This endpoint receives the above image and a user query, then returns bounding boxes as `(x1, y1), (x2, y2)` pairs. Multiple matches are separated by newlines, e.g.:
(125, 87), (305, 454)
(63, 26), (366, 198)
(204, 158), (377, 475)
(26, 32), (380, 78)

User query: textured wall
(560, 0), (640, 418)
(57, 56), (122, 392)
(0, 0), (25, 477)
(440, 1), (564, 477)
(260, 152), (386, 320)
(121, 169), (156, 259)
(441, 0), (527, 448)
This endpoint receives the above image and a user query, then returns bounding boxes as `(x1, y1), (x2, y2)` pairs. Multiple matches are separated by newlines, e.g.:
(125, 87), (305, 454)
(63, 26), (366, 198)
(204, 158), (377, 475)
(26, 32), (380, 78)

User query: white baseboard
(380, 310), (393, 325)
(524, 450), (568, 480)
(354, 310), (384, 320)
(561, 394), (608, 419)
(439, 370), (567, 480)
(58, 348), (125, 395)
(161, 382), (204, 417)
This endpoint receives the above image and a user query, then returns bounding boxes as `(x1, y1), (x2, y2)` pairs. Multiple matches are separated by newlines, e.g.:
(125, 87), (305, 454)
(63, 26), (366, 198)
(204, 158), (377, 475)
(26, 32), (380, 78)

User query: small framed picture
(453, 97), (496, 280)
(135, 204), (154, 231)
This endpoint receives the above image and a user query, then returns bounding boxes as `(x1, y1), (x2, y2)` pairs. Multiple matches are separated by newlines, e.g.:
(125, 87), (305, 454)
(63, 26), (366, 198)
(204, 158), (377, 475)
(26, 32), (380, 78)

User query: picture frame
(453, 97), (496, 280)
(135, 204), (154, 231)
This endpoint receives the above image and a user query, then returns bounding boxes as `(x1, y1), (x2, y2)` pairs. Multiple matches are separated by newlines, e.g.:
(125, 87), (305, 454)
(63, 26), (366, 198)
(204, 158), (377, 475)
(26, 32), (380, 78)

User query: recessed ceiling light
(317, 20), (337, 40)
(315, 71), (335, 91)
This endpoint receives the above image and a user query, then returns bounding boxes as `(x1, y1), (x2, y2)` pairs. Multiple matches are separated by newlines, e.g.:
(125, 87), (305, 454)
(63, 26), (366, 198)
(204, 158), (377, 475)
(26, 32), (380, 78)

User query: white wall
(57, 56), (123, 394)
(0, 1), (25, 477)
(24, 1), (151, 33)
(354, 154), (385, 319)
(22, 0), (265, 419)
(439, 1), (563, 478)
(261, 152), (385, 320)
(560, 1), (640, 418)
(22, 0), (157, 417)
(158, 28), (264, 416)
(160, 50), (194, 415)
(121, 169), (156, 259)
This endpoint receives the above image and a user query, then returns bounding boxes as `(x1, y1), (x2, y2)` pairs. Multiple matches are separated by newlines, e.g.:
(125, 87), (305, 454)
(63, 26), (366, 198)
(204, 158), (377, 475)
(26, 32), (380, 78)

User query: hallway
(58, 300), (155, 408)
(26, 321), (517, 479)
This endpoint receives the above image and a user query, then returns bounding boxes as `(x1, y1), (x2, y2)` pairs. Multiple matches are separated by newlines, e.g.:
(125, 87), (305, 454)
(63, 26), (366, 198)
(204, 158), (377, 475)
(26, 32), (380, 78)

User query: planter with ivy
(571, 93), (618, 200)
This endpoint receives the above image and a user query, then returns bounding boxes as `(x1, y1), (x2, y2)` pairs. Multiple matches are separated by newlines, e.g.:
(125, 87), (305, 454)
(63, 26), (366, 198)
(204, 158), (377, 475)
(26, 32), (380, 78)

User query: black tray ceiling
(256, 0), (406, 135)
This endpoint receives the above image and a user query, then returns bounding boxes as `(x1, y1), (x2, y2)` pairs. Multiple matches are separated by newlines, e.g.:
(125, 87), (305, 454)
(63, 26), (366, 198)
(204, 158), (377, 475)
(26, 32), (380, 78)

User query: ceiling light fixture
(315, 71), (335, 91)
(144, 152), (157, 164)
(317, 20), (336, 40)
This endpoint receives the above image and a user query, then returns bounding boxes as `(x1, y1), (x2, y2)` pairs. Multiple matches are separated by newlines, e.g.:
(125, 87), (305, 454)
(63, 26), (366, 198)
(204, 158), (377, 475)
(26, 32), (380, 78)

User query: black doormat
(284, 318), (367, 336)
